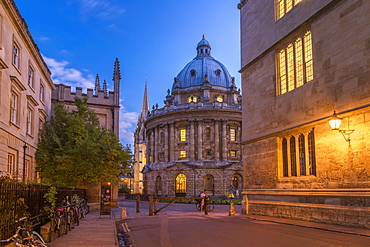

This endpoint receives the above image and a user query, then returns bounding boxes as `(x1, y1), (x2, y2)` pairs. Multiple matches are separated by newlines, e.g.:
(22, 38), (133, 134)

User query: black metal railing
(0, 178), (86, 245)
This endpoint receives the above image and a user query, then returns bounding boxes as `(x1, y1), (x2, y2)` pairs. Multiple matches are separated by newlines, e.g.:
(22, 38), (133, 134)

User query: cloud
(42, 55), (95, 90)
(77, 0), (125, 21)
(119, 106), (139, 145)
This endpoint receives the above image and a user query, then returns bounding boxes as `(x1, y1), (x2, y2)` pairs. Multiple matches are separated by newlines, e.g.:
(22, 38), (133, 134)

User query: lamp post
(22, 144), (27, 183)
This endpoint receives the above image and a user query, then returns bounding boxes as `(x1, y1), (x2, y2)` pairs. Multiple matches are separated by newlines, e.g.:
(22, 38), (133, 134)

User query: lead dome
(172, 36), (233, 91)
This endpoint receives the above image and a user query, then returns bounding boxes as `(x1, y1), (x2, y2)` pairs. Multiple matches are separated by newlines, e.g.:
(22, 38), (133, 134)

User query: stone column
(197, 119), (203, 160)
(214, 119), (220, 160)
(222, 119), (227, 161)
(154, 126), (159, 163)
(190, 120), (195, 160)
(164, 124), (169, 162)
(169, 122), (175, 161)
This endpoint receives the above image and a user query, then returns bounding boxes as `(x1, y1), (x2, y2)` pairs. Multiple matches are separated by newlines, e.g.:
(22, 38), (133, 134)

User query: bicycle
(195, 198), (214, 212)
(0, 217), (47, 247)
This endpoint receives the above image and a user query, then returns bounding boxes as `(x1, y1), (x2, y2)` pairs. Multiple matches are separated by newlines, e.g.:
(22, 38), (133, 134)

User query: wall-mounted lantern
(328, 111), (354, 142)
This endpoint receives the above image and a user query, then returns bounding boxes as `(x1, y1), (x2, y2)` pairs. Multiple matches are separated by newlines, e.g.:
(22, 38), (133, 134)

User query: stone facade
(135, 37), (243, 198)
(0, 0), (55, 181)
(239, 0), (370, 228)
(52, 59), (121, 204)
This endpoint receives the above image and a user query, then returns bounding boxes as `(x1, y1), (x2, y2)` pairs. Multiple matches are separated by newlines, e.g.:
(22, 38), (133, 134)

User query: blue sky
(15, 0), (241, 144)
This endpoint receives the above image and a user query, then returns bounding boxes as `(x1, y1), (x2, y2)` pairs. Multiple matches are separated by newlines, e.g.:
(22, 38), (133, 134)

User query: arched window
(232, 176), (239, 188)
(205, 127), (211, 141)
(216, 95), (223, 102)
(188, 96), (197, 103)
(204, 175), (214, 191)
(175, 174), (186, 194)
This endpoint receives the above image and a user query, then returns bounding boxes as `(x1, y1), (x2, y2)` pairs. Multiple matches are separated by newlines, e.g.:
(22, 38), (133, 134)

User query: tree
(36, 97), (133, 186)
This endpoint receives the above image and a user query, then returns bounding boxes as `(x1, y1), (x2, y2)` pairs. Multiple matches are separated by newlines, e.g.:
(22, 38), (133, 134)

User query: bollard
(136, 195), (140, 213)
(121, 207), (127, 219)
(229, 202), (235, 216)
(149, 195), (153, 216)
(205, 196), (209, 215)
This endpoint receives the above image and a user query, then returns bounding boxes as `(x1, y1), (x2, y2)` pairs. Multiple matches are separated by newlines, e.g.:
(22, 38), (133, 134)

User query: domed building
(133, 36), (242, 198)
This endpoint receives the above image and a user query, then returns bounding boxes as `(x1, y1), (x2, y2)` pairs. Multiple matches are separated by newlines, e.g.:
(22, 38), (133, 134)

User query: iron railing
(0, 178), (86, 245)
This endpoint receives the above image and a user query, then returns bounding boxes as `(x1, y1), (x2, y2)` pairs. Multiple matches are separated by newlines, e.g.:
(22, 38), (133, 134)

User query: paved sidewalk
(48, 210), (118, 247)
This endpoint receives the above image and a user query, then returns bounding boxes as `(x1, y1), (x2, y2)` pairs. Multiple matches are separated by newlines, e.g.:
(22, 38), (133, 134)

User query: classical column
(164, 124), (169, 162)
(214, 119), (220, 160)
(189, 120), (195, 160)
(197, 119), (203, 160)
(169, 122), (175, 161)
(222, 119), (227, 161)
(154, 126), (159, 163)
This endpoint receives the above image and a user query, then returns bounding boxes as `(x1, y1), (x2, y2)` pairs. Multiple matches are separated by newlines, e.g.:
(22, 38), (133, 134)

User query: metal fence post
(149, 195), (153, 216)
(136, 194), (140, 213)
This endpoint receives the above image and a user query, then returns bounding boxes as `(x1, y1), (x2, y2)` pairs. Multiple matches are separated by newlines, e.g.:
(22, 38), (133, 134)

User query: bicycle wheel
(31, 231), (47, 246)
(208, 204), (215, 211)
(195, 203), (201, 211)
(73, 208), (80, 226)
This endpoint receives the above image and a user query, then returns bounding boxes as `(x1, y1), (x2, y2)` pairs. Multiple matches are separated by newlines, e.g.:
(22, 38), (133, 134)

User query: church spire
(95, 74), (100, 95)
(113, 58), (121, 106)
(141, 80), (150, 119)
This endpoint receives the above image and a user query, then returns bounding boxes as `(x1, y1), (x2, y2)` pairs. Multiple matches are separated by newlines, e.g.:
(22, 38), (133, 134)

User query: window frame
(277, 30), (313, 95)
(275, 0), (303, 21)
(280, 128), (316, 178)
(28, 64), (35, 89)
(12, 40), (20, 70)
(180, 128), (187, 142)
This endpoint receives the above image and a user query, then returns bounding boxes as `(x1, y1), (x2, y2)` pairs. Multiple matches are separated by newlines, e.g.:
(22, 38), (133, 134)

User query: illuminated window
(216, 96), (223, 103)
(230, 150), (236, 157)
(180, 128), (186, 141)
(276, 0), (303, 20)
(175, 174), (186, 193)
(188, 96), (197, 103)
(277, 31), (313, 95)
(230, 128), (236, 142)
(179, 150), (186, 158)
(205, 127), (211, 140)
(281, 129), (316, 178)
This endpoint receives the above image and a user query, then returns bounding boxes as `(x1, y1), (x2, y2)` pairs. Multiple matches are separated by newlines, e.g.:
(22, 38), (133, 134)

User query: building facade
(238, 0), (370, 228)
(0, 0), (55, 181)
(136, 37), (243, 198)
(52, 59), (121, 203)
(133, 82), (149, 194)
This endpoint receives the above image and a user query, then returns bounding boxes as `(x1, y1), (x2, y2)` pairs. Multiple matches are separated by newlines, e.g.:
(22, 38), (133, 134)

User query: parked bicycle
(0, 216), (47, 247)
(195, 197), (214, 211)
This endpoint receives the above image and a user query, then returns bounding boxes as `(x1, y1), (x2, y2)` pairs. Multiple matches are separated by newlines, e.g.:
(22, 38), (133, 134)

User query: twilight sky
(15, 0), (241, 144)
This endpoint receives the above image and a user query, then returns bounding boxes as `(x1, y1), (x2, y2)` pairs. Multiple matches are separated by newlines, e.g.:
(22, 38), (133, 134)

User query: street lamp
(328, 111), (354, 142)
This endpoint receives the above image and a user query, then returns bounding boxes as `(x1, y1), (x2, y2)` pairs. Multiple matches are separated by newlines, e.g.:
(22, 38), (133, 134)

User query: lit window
(40, 83), (45, 103)
(216, 96), (223, 103)
(230, 128), (236, 142)
(179, 150), (186, 158)
(230, 150), (236, 157)
(180, 128), (186, 141)
(12, 43), (20, 69)
(188, 96), (197, 103)
(276, 0), (303, 20)
(277, 31), (313, 95)
(281, 129), (316, 177)
(175, 174), (186, 193)
(10, 92), (18, 124)
(28, 66), (34, 88)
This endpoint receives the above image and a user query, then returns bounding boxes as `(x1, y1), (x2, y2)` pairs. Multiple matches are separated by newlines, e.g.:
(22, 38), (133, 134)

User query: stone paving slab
(48, 210), (118, 247)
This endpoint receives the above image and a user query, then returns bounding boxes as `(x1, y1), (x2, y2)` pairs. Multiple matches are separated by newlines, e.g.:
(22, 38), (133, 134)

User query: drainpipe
(22, 143), (27, 183)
